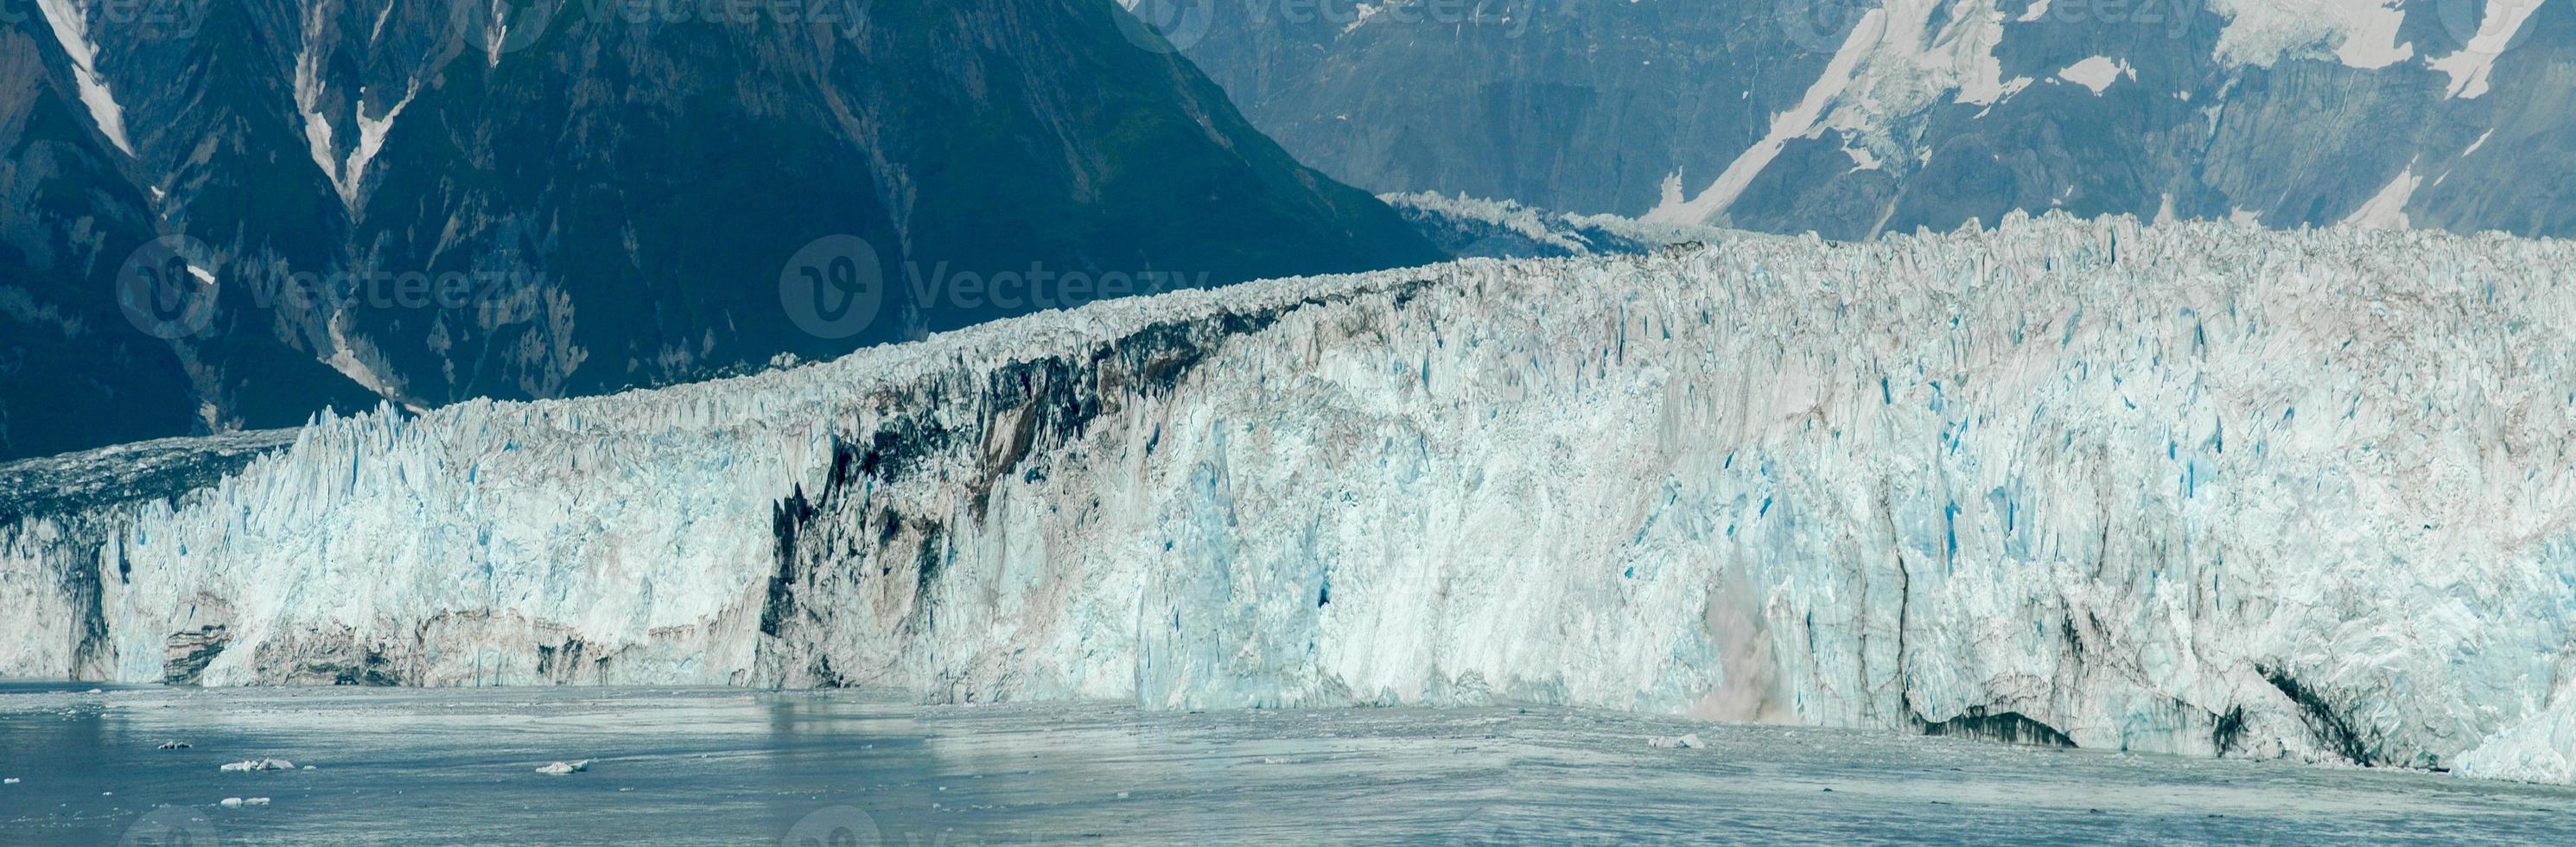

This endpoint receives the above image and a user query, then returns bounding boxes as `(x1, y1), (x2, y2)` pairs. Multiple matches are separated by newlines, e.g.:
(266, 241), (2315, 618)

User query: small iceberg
(535, 759), (595, 775)
(157, 741), (192, 750)
(219, 758), (295, 772)
(1648, 734), (1703, 749)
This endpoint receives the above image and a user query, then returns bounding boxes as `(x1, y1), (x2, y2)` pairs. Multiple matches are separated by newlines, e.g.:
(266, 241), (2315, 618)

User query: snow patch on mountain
(2056, 56), (2134, 94)
(341, 87), (419, 207)
(35, 0), (133, 156)
(2427, 0), (2551, 99)
(2464, 128), (2496, 157)
(1647, 6), (1889, 223)
(295, 9), (423, 208)
(1651, 1), (2030, 225)
(293, 39), (339, 201)
(1344, 3), (1385, 35)
(2205, 0), (2414, 69)
(2342, 159), (2420, 229)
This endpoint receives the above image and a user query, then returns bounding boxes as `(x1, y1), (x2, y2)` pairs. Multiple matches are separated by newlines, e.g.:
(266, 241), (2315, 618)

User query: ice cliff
(5, 213), (2574, 784)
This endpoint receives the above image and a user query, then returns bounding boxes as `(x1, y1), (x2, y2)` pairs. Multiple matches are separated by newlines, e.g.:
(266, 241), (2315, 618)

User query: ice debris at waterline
(3, 213), (2575, 785)
(536, 760), (594, 775)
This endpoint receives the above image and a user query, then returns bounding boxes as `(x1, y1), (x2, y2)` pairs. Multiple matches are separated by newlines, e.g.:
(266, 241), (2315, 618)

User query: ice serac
(4, 214), (2575, 785)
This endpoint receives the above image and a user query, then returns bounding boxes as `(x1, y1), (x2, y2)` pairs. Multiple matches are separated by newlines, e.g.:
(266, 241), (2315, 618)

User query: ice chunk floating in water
(4, 213), (2576, 786)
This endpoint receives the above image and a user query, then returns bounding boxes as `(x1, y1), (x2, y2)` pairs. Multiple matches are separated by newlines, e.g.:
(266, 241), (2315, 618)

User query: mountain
(0, 0), (1441, 462)
(0, 14), (329, 461)
(1170, 0), (2576, 238)
(7, 214), (2574, 785)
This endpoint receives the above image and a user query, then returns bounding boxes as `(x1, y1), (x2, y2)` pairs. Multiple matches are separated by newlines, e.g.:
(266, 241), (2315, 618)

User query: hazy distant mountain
(1174, 0), (2576, 238)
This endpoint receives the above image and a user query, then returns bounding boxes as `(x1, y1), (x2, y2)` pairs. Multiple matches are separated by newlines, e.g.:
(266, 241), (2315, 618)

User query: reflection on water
(1, 685), (2570, 844)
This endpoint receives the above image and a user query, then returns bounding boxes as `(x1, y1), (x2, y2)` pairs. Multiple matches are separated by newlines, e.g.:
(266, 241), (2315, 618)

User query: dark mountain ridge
(0, 0), (1440, 461)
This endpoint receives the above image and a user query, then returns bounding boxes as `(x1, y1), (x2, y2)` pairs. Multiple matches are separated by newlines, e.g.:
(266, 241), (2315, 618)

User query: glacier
(1378, 191), (1733, 258)
(4, 213), (2575, 785)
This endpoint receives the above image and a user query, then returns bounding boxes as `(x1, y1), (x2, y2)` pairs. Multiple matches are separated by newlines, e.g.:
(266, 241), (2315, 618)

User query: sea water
(2, 684), (2570, 844)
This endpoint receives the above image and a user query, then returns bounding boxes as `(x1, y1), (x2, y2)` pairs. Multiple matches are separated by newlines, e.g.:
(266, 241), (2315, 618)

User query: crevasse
(4, 213), (2574, 785)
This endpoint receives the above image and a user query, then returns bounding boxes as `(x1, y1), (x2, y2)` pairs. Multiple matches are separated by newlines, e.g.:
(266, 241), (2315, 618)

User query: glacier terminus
(4, 213), (2576, 791)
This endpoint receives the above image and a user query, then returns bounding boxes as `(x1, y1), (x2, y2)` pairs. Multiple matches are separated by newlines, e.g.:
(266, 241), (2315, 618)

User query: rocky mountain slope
(0, 0), (1440, 461)
(0, 22), (202, 460)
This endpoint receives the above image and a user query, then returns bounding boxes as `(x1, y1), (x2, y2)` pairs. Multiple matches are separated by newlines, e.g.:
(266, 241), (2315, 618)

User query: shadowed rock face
(1175, 0), (2576, 238)
(0, 0), (1441, 462)
(0, 26), (208, 462)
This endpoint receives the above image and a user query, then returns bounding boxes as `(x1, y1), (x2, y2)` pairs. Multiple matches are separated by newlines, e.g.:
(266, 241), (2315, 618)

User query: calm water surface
(2, 683), (2570, 844)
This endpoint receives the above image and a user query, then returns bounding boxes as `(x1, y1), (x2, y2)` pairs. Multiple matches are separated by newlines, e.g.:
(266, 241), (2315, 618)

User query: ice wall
(5, 213), (2574, 784)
